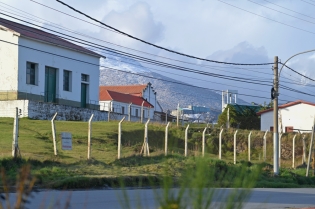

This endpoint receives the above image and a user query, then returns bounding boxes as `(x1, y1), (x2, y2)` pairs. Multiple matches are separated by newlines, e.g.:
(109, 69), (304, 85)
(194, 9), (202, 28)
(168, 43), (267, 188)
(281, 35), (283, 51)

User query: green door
(81, 83), (87, 108)
(45, 67), (57, 103)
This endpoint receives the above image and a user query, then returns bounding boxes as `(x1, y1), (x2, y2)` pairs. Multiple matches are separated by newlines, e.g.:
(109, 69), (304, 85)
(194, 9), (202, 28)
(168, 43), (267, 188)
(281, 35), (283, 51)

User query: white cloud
(99, 2), (164, 51)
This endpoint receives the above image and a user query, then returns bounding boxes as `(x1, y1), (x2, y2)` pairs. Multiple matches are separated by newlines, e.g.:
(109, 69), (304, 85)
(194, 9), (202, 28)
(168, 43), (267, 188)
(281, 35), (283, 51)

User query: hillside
(99, 54), (249, 120)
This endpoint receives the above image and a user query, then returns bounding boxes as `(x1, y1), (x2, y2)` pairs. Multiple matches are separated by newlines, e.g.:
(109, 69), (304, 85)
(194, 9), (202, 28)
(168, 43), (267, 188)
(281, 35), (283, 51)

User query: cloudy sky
(1, 0), (315, 104)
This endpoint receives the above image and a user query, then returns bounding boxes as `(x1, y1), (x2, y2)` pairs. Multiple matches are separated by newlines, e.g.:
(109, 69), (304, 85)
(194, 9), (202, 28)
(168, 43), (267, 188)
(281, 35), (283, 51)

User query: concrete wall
(16, 37), (100, 106)
(0, 27), (19, 94)
(260, 103), (315, 133)
(0, 100), (107, 121)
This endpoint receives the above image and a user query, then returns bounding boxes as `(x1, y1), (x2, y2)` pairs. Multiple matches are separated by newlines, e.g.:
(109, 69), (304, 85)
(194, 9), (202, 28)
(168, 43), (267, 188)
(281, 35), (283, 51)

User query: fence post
(177, 103), (179, 127)
(279, 133), (282, 168)
(87, 114), (94, 160)
(292, 134), (297, 169)
(234, 130), (238, 164)
(12, 107), (20, 158)
(263, 130), (268, 162)
(108, 102), (111, 122)
(51, 112), (58, 156)
(165, 122), (170, 156)
(248, 131), (252, 162)
(302, 135), (307, 164)
(185, 124), (189, 157)
(202, 127), (207, 157)
(141, 101), (144, 123)
(227, 108), (230, 129)
(306, 117), (315, 176)
(128, 103), (132, 122)
(219, 128), (224, 160)
(118, 116), (126, 159)
(140, 119), (150, 156)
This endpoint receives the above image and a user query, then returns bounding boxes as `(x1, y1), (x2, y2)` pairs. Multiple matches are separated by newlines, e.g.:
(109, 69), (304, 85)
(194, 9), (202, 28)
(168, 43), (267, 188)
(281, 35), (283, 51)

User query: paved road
(4, 188), (315, 209)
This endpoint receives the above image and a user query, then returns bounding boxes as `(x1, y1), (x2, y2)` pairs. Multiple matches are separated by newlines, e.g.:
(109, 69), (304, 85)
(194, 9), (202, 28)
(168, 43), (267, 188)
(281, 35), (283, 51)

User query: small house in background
(257, 100), (315, 133)
(99, 83), (164, 120)
(0, 17), (103, 120)
(99, 89), (154, 120)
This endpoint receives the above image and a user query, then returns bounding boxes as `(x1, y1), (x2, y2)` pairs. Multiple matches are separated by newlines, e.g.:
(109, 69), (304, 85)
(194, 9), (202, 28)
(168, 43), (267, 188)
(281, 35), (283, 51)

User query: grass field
(1, 117), (315, 189)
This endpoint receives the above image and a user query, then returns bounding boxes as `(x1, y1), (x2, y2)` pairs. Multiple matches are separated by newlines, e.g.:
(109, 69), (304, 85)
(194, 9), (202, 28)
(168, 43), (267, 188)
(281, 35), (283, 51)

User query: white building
(99, 89), (154, 120)
(0, 17), (102, 112)
(257, 100), (315, 133)
(99, 83), (163, 114)
(222, 90), (238, 112)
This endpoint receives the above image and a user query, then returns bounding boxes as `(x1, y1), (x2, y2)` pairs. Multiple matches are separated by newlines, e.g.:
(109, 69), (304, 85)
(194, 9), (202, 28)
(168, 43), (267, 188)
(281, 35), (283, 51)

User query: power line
(1, 14), (312, 100)
(0, 16), (273, 87)
(218, 0), (315, 35)
(5, 1), (274, 72)
(260, 0), (315, 20)
(301, 0), (315, 6)
(281, 62), (315, 82)
(0, 38), (284, 102)
(248, 0), (315, 25)
(53, 0), (274, 66)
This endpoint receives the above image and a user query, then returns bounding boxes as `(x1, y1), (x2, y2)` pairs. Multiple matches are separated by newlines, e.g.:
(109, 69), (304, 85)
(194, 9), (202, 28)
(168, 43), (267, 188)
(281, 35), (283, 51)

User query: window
(63, 70), (72, 91)
(81, 74), (89, 82)
(26, 62), (37, 85)
(122, 106), (125, 115)
(135, 109), (139, 117)
(270, 127), (274, 132)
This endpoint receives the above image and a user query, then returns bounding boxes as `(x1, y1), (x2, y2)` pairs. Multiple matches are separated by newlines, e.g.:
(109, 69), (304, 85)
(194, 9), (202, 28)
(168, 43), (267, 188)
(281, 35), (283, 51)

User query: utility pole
(273, 56), (279, 175)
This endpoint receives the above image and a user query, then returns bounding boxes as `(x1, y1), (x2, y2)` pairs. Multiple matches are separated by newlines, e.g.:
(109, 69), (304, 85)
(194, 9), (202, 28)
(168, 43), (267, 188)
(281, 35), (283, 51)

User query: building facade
(0, 17), (101, 113)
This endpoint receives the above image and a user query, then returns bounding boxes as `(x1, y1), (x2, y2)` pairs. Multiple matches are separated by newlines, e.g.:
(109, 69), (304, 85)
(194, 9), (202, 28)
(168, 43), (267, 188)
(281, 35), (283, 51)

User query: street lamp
(273, 49), (315, 175)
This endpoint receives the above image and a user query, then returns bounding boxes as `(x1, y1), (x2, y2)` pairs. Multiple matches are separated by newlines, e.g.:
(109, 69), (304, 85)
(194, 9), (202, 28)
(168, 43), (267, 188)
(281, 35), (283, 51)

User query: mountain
(99, 53), (247, 120)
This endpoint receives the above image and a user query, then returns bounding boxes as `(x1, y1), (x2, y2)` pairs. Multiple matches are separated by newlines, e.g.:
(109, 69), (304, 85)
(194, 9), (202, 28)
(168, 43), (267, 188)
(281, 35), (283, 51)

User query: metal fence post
(306, 117), (315, 176)
(140, 119), (150, 156)
(141, 101), (144, 123)
(12, 107), (20, 158)
(108, 102), (111, 122)
(279, 133), (282, 168)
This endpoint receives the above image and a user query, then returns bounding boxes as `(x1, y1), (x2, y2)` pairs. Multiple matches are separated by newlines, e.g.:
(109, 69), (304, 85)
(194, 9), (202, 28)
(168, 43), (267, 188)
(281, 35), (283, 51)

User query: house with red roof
(99, 90), (154, 120)
(0, 17), (102, 113)
(257, 100), (315, 133)
(99, 83), (163, 120)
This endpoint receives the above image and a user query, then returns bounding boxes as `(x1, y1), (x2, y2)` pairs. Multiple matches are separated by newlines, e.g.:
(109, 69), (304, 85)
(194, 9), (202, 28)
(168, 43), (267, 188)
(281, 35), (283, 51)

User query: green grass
(0, 118), (314, 190)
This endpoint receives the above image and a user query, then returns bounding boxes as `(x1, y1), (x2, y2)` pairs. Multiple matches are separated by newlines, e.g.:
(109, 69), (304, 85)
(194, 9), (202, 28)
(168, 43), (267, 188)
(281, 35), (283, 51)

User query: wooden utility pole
(118, 117), (125, 159)
(51, 112), (58, 156)
(185, 124), (189, 157)
(273, 56), (279, 175)
(165, 122), (170, 156)
(306, 116), (315, 177)
(12, 107), (20, 158)
(248, 131), (252, 162)
(219, 128), (223, 160)
(87, 114), (94, 160)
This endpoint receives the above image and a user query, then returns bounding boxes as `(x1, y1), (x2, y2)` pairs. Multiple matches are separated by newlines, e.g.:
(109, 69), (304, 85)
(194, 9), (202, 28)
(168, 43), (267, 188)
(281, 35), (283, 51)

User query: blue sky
(1, 0), (315, 104)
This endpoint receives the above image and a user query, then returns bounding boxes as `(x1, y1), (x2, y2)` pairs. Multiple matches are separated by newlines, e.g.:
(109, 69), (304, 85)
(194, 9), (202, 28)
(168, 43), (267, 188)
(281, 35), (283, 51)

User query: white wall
(260, 103), (315, 133)
(0, 28), (19, 91)
(142, 84), (163, 112)
(99, 100), (154, 119)
(17, 37), (100, 104)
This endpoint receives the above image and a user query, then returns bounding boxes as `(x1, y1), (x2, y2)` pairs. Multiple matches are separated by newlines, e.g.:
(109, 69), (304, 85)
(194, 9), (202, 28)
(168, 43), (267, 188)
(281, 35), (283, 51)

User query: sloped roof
(257, 100), (315, 116)
(0, 17), (102, 58)
(99, 89), (153, 108)
(99, 84), (148, 96)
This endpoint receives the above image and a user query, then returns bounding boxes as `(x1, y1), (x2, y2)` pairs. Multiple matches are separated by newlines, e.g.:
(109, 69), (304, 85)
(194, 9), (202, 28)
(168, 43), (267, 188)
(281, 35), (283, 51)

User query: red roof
(0, 17), (101, 57)
(99, 90), (153, 108)
(257, 100), (315, 116)
(99, 84), (148, 97)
